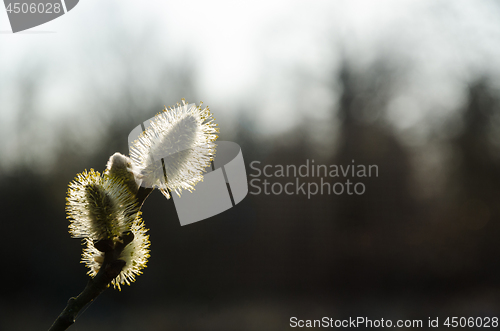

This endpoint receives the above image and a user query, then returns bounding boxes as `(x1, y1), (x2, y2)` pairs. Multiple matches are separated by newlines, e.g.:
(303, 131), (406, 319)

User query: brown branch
(48, 231), (134, 331)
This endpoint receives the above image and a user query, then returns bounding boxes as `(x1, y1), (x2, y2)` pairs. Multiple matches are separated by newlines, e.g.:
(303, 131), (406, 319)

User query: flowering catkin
(65, 98), (218, 290)
(66, 153), (151, 290)
(66, 169), (138, 241)
(82, 214), (150, 290)
(130, 99), (218, 198)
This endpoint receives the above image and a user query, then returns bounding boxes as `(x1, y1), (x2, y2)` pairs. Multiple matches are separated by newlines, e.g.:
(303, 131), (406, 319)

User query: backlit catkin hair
(130, 99), (218, 198)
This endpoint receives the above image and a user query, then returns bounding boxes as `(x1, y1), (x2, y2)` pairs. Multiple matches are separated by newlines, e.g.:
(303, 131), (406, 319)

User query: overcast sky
(1, 0), (500, 170)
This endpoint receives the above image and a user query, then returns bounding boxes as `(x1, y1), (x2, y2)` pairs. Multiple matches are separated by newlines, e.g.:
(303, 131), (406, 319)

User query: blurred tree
(445, 78), (500, 286)
(330, 60), (418, 292)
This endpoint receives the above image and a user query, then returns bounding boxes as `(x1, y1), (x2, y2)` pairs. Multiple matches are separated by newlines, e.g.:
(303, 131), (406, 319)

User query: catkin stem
(48, 232), (133, 331)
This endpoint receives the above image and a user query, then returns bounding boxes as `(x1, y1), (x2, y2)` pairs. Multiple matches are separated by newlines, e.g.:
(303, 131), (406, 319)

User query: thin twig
(135, 186), (153, 209)
(48, 232), (134, 331)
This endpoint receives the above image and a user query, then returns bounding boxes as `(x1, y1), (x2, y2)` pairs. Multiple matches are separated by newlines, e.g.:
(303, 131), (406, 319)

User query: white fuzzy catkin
(66, 169), (138, 241)
(130, 99), (218, 198)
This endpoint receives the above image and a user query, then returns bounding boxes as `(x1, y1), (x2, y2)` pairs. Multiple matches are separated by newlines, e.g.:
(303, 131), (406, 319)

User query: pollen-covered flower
(130, 99), (218, 198)
(82, 216), (150, 290)
(66, 169), (138, 241)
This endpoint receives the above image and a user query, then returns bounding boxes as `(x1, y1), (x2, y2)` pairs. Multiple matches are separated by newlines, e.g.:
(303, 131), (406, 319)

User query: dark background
(3, 65), (500, 330)
(2, 1), (500, 330)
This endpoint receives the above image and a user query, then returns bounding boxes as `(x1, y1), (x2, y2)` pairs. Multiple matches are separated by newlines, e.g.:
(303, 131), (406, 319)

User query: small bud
(119, 231), (135, 246)
(94, 239), (114, 252)
(105, 152), (141, 195)
(81, 217), (150, 291)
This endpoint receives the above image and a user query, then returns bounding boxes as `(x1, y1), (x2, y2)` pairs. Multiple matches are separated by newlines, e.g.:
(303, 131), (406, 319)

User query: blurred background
(2, 0), (500, 330)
